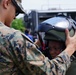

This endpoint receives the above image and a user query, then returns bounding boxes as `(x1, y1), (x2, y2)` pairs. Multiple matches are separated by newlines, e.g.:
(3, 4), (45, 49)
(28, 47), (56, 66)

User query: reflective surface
(43, 17), (70, 29)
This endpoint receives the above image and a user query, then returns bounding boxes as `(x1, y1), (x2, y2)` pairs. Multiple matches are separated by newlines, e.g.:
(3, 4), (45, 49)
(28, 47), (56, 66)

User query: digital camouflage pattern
(0, 22), (71, 75)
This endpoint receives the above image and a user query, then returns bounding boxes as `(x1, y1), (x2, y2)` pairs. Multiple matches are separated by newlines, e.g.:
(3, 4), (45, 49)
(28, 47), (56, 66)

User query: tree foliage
(11, 18), (25, 32)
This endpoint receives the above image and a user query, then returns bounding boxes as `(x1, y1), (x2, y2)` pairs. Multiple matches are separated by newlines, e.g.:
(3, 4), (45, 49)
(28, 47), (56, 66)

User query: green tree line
(11, 18), (26, 32)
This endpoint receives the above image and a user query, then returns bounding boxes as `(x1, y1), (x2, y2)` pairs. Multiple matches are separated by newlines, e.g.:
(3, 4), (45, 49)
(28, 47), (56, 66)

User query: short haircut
(25, 29), (29, 34)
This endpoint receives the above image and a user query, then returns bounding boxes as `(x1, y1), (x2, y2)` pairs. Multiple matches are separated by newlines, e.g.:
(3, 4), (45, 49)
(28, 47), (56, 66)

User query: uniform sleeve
(8, 30), (24, 51)
(24, 39), (71, 75)
(4, 30), (71, 75)
(42, 51), (71, 75)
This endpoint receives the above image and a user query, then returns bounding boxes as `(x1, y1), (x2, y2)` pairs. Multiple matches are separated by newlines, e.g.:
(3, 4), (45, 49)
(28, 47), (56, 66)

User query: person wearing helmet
(41, 15), (75, 59)
(37, 15), (76, 75)
(43, 40), (65, 59)
(44, 16), (76, 75)
(0, 0), (76, 75)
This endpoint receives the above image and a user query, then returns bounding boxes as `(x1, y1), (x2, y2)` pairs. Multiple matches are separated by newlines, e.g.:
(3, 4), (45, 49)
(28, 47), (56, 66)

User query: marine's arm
(0, 29), (75, 75)
(33, 29), (76, 75)
(23, 29), (76, 75)
(64, 29), (76, 57)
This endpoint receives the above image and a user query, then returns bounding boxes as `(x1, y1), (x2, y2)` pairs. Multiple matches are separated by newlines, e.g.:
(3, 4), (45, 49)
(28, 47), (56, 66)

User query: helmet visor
(43, 17), (70, 29)
(38, 17), (76, 32)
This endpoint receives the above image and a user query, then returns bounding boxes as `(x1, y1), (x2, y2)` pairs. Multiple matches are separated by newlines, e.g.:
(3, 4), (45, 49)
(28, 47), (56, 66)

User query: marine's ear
(2, 0), (11, 9)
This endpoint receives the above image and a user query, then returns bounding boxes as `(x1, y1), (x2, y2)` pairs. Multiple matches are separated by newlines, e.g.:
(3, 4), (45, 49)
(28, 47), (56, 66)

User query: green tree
(11, 18), (25, 32)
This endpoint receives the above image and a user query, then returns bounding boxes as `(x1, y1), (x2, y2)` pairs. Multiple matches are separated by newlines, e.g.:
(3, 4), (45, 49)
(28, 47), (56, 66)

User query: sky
(17, 0), (76, 18)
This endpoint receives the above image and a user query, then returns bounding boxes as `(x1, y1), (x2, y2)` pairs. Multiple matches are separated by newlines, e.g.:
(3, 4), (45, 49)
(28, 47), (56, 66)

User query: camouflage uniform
(0, 22), (71, 75)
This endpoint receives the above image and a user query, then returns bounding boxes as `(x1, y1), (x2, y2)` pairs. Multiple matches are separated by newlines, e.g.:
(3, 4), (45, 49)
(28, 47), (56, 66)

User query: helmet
(11, 0), (25, 16)
(38, 16), (76, 42)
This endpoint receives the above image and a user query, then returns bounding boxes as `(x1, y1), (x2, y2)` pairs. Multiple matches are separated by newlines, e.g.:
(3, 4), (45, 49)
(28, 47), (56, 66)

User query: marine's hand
(65, 29), (76, 56)
(65, 29), (76, 50)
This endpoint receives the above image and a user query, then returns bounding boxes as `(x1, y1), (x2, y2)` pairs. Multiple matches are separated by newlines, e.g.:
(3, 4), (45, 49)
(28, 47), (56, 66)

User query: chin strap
(36, 32), (45, 51)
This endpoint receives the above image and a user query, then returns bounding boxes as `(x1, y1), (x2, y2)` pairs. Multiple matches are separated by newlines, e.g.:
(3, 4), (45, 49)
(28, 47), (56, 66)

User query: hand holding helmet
(65, 29), (76, 56)
(38, 15), (76, 58)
